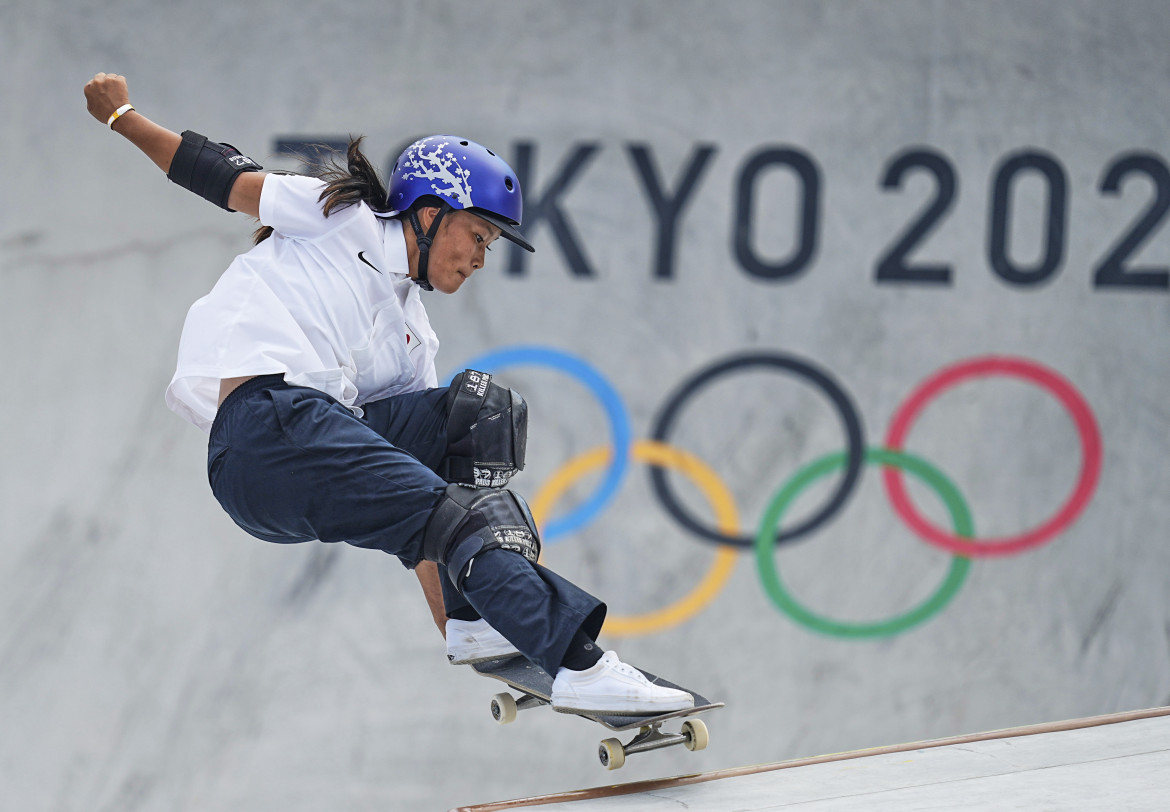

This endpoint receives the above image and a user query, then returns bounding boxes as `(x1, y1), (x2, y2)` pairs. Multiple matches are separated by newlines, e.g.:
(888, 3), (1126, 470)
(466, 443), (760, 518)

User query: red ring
(882, 356), (1102, 557)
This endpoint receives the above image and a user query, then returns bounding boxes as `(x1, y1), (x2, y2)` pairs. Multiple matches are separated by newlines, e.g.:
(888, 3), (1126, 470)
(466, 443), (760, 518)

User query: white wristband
(107, 103), (135, 129)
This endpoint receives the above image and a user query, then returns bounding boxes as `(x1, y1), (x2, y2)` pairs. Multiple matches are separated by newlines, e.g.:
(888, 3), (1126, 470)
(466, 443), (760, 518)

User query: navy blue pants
(207, 375), (605, 673)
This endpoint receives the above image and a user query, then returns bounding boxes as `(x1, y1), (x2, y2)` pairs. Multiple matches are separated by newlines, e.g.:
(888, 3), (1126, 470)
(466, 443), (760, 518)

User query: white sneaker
(551, 651), (694, 715)
(446, 618), (520, 664)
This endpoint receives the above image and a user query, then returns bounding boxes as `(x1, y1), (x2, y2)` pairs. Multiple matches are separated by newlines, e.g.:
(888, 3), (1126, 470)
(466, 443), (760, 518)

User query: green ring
(754, 448), (973, 638)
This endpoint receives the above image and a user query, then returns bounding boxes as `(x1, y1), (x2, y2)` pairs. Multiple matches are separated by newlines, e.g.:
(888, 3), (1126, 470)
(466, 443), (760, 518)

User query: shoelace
(609, 659), (651, 684)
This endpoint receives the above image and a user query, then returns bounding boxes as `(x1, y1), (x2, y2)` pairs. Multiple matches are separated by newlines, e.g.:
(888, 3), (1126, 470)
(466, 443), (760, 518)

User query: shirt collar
(382, 217), (411, 279)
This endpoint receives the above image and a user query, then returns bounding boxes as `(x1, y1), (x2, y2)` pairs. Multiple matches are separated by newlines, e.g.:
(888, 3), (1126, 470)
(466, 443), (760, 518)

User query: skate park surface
(4, 2), (1170, 811)
(452, 707), (1170, 810)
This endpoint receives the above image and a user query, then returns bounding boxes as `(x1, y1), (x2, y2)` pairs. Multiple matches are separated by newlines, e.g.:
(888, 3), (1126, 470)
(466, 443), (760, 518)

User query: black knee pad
(423, 484), (542, 590)
(441, 370), (527, 489)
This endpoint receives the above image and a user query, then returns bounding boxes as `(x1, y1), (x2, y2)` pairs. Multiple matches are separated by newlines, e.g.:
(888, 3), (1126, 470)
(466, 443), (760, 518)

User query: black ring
(648, 352), (866, 549)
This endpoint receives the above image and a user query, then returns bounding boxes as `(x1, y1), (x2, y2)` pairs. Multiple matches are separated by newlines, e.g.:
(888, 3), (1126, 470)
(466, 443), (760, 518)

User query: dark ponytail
(252, 136), (390, 244)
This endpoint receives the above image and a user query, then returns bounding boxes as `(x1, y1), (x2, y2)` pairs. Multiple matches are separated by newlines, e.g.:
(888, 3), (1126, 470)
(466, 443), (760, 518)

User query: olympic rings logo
(449, 347), (1103, 640)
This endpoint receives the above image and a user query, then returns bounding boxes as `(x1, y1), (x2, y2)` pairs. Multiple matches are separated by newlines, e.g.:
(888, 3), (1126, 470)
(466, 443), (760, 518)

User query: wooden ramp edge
(448, 705), (1170, 812)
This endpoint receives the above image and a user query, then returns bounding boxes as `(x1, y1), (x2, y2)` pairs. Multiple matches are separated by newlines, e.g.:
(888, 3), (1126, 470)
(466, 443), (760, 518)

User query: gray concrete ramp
(450, 707), (1170, 811)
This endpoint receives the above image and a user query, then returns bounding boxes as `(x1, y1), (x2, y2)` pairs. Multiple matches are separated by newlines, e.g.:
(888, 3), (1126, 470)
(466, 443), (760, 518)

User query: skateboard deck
(472, 654), (724, 769)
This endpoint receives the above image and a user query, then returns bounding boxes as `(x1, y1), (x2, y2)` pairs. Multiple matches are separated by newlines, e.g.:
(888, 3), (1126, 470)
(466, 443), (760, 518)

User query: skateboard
(471, 654), (724, 770)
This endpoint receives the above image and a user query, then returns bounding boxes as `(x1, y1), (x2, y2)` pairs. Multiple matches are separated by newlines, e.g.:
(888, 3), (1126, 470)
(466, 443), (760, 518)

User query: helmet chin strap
(407, 202), (451, 291)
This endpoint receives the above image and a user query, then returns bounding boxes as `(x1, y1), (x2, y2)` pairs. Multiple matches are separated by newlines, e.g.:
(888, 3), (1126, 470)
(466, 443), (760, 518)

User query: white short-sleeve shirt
(166, 173), (440, 431)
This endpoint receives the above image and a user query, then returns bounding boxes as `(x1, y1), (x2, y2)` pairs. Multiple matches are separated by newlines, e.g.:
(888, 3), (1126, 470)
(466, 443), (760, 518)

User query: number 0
(988, 151), (1068, 287)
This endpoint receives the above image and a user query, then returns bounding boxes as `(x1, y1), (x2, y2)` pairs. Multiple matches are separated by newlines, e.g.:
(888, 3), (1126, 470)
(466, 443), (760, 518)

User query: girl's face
(413, 207), (502, 294)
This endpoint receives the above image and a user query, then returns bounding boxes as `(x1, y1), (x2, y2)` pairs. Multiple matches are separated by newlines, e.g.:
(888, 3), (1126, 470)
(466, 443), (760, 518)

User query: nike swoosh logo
(357, 251), (382, 274)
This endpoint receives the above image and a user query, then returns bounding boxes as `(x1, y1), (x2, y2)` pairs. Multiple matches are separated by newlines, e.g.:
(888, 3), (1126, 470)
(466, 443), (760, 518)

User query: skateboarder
(84, 72), (692, 715)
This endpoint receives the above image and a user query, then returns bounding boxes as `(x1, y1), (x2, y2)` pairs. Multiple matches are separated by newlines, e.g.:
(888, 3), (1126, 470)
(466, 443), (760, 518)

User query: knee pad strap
(445, 532), (497, 593)
(423, 484), (542, 569)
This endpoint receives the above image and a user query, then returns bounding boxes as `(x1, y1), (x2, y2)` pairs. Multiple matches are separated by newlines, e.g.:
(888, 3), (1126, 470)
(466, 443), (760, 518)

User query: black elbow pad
(167, 130), (262, 211)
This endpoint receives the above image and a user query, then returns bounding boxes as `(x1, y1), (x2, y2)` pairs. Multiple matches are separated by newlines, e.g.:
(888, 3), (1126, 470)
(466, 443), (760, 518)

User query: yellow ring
(531, 439), (740, 637)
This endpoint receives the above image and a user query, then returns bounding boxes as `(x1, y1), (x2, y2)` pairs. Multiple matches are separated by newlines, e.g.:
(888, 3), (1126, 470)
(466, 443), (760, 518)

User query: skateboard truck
(598, 718), (709, 770)
(489, 689), (712, 770)
(490, 691), (543, 723)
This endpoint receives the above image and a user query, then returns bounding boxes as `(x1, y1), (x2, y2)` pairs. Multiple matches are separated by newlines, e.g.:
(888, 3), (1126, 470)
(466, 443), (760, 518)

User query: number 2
(875, 149), (957, 285)
(1093, 152), (1170, 290)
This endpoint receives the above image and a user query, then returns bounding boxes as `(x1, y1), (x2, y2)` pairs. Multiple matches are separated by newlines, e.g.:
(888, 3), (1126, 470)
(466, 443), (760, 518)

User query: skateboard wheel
(491, 692), (518, 725)
(682, 719), (709, 751)
(598, 738), (625, 770)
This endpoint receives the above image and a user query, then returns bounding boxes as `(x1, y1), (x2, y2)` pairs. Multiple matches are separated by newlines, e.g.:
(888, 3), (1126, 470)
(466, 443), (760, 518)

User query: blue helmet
(386, 135), (534, 253)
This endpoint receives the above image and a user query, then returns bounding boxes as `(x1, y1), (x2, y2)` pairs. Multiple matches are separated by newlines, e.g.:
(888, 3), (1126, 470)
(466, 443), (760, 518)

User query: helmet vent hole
(505, 177), (514, 191)
(459, 140), (469, 146)
(486, 148), (496, 156)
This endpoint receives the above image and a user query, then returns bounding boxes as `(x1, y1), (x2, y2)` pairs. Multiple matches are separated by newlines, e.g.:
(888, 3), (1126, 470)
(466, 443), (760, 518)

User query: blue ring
(446, 346), (632, 542)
